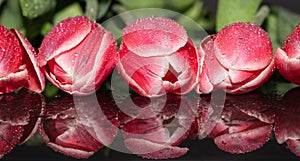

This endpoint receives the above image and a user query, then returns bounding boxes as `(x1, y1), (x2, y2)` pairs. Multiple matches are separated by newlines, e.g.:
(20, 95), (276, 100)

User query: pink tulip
(38, 16), (117, 96)
(275, 24), (300, 84)
(197, 22), (275, 94)
(117, 17), (198, 97)
(0, 25), (45, 94)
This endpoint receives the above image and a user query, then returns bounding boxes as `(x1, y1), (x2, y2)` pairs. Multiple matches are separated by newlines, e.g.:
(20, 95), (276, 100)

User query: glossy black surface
(0, 86), (300, 160)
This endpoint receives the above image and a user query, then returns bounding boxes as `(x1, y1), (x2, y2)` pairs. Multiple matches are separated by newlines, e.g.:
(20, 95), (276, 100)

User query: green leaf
(97, 0), (112, 19)
(41, 22), (53, 36)
(85, 0), (98, 21)
(166, 0), (195, 11)
(117, 0), (165, 10)
(216, 0), (261, 32)
(44, 81), (60, 98)
(0, 0), (23, 29)
(266, 14), (280, 51)
(183, 0), (203, 21)
(24, 133), (43, 146)
(19, 0), (56, 19)
(275, 6), (300, 46)
(53, 2), (83, 24)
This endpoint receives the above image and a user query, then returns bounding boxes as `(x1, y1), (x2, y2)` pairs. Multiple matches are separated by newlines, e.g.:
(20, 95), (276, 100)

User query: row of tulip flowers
(0, 15), (298, 97)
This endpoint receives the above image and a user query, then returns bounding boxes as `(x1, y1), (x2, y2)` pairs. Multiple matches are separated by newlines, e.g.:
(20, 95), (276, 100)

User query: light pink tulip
(0, 25), (45, 94)
(275, 24), (300, 84)
(197, 22), (275, 94)
(38, 16), (117, 96)
(117, 17), (198, 97)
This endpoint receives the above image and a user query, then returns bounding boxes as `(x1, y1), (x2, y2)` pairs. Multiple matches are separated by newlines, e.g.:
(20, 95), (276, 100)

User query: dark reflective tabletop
(1, 86), (300, 161)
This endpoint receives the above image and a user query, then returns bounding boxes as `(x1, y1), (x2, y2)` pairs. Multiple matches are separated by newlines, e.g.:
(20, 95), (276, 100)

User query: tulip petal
(0, 67), (28, 94)
(0, 26), (23, 77)
(275, 48), (300, 84)
(12, 29), (45, 93)
(281, 23), (300, 59)
(196, 63), (214, 94)
(38, 16), (93, 66)
(200, 35), (227, 85)
(226, 59), (275, 94)
(228, 70), (255, 84)
(123, 17), (188, 57)
(215, 22), (272, 71)
(74, 27), (117, 95)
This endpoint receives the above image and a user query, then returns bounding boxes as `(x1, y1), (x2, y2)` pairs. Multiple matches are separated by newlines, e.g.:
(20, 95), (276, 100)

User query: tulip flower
(0, 25), (45, 94)
(275, 24), (300, 84)
(117, 17), (198, 97)
(38, 16), (117, 96)
(197, 22), (275, 94)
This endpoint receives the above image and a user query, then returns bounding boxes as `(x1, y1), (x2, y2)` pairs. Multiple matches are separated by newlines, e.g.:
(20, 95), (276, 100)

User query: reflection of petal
(214, 124), (272, 154)
(206, 92), (273, 154)
(120, 93), (195, 159)
(40, 93), (117, 159)
(124, 138), (188, 159)
(275, 87), (300, 145)
(0, 89), (44, 158)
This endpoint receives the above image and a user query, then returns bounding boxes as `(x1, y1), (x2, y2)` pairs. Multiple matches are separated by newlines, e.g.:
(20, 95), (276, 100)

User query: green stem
(85, 0), (98, 21)
(253, 5), (270, 26)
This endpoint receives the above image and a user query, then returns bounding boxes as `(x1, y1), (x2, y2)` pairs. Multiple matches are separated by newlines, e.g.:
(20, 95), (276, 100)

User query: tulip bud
(197, 22), (275, 94)
(38, 16), (117, 96)
(0, 25), (45, 94)
(117, 17), (198, 97)
(275, 24), (300, 84)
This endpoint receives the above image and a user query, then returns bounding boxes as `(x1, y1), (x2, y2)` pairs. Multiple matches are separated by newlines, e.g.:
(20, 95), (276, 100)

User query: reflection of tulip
(197, 22), (275, 94)
(0, 25), (45, 94)
(119, 94), (196, 159)
(40, 94), (117, 159)
(0, 89), (44, 159)
(275, 24), (300, 84)
(38, 16), (117, 96)
(207, 92), (273, 154)
(117, 17), (198, 97)
(275, 87), (300, 157)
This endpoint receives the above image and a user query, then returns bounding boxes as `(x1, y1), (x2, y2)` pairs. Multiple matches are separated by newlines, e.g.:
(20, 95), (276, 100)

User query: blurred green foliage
(0, 0), (298, 98)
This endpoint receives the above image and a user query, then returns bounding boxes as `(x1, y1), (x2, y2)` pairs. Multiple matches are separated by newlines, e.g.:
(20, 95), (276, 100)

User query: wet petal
(215, 22), (272, 71)
(123, 17), (188, 57)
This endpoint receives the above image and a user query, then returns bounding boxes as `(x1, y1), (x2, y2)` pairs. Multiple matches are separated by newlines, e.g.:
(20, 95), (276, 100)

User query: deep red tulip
(275, 23), (300, 84)
(117, 17), (198, 97)
(38, 16), (117, 96)
(0, 25), (45, 94)
(197, 22), (275, 94)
